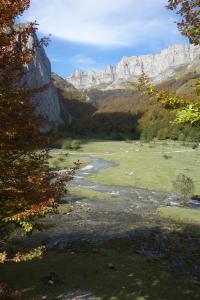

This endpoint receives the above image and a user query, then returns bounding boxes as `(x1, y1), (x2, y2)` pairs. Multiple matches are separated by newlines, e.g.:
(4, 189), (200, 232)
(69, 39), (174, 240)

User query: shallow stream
(20, 155), (188, 247)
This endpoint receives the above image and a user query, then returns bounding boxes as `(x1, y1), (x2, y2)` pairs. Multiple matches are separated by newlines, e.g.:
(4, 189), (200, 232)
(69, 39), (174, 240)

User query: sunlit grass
(56, 140), (200, 193)
(157, 207), (200, 225)
(69, 186), (114, 201)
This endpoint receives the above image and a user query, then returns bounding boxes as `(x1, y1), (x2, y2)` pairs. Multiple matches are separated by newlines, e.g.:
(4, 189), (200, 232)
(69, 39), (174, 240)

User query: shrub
(71, 140), (81, 150)
(192, 143), (199, 149)
(52, 161), (58, 168)
(62, 140), (72, 150)
(163, 154), (172, 159)
(58, 157), (65, 162)
(157, 128), (170, 140)
(51, 143), (62, 149)
(172, 174), (195, 205)
(178, 133), (186, 141)
(125, 139), (132, 143)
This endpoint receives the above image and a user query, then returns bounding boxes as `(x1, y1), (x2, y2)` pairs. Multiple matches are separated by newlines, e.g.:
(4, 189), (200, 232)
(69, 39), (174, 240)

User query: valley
(50, 140), (200, 193)
(2, 140), (200, 299)
(1, 4), (200, 298)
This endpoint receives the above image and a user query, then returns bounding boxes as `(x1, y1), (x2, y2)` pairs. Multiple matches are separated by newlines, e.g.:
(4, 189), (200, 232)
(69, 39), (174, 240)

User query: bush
(178, 133), (186, 141)
(157, 128), (170, 140)
(58, 157), (65, 162)
(140, 128), (157, 141)
(192, 143), (199, 149)
(62, 140), (72, 150)
(163, 154), (172, 159)
(172, 174), (195, 205)
(51, 143), (62, 149)
(52, 161), (58, 168)
(125, 139), (132, 143)
(71, 140), (81, 150)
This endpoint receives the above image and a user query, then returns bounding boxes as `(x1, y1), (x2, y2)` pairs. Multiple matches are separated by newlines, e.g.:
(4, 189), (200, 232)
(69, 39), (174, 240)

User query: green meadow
(50, 140), (200, 193)
(1, 140), (200, 299)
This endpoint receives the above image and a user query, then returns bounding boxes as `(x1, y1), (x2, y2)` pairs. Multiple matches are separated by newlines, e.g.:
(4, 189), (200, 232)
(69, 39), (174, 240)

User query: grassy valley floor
(1, 140), (200, 299)
(50, 140), (200, 194)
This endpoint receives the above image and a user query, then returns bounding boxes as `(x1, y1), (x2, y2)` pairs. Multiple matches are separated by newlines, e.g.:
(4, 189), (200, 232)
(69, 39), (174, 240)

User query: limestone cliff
(22, 33), (64, 131)
(66, 44), (200, 90)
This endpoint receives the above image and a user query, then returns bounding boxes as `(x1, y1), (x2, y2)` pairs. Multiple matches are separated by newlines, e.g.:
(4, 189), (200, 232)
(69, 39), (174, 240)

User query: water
(18, 157), (168, 246)
(20, 156), (199, 246)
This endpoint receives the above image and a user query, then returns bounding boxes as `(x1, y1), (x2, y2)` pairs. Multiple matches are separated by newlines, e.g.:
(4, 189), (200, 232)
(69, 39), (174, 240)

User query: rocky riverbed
(3, 155), (200, 299)
(17, 155), (200, 250)
(19, 156), (178, 246)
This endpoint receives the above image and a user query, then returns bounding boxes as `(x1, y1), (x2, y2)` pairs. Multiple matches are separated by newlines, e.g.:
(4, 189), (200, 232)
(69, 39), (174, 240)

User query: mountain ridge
(66, 44), (200, 91)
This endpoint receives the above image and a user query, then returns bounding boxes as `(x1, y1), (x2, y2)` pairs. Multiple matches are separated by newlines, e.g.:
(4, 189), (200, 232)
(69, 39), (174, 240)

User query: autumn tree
(136, 73), (200, 125)
(0, 0), (78, 264)
(167, 0), (200, 45)
(135, 0), (200, 126)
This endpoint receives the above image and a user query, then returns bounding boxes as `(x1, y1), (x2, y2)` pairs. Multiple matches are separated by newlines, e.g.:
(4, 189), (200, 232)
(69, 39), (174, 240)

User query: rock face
(22, 33), (64, 131)
(52, 72), (77, 92)
(66, 44), (200, 90)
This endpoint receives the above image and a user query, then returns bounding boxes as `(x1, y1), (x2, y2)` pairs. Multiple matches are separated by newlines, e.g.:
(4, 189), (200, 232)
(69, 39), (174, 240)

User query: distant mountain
(52, 72), (88, 102)
(66, 44), (200, 90)
(52, 72), (77, 92)
(50, 43), (200, 140)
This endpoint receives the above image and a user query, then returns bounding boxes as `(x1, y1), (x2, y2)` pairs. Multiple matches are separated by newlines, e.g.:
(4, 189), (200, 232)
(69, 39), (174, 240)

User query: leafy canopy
(135, 0), (200, 126)
(0, 0), (78, 263)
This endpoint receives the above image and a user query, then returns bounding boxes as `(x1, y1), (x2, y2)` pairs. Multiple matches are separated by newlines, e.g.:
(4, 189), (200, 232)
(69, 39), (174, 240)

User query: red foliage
(167, 0), (200, 45)
(0, 0), (79, 257)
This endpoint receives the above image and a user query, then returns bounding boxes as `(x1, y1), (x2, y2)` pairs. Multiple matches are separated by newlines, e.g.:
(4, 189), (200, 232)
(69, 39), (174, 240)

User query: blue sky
(22, 0), (187, 77)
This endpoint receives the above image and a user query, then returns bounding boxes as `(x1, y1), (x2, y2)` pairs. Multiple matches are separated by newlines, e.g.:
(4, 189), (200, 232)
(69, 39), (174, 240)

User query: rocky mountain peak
(66, 44), (200, 90)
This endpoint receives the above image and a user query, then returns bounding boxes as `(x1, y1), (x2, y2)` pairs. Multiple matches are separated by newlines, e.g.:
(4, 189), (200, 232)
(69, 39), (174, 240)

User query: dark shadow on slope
(1, 223), (200, 299)
(60, 96), (143, 139)
(79, 111), (142, 140)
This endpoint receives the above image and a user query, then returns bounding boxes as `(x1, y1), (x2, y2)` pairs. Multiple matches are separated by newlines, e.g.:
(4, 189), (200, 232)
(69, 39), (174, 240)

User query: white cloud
(70, 54), (96, 66)
(22, 0), (181, 47)
(51, 54), (96, 68)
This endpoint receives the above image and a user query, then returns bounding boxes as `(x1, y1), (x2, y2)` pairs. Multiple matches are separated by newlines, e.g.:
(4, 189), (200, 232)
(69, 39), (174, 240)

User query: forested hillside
(54, 70), (200, 142)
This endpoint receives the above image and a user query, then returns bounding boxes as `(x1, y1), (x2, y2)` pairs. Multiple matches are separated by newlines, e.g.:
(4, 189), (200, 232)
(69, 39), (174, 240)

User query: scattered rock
(48, 280), (55, 286)
(61, 291), (95, 299)
(47, 238), (68, 250)
(107, 263), (115, 270)
(43, 272), (59, 286)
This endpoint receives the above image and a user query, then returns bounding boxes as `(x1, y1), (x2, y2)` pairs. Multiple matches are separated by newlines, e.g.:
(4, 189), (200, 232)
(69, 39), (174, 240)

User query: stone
(48, 280), (55, 286)
(19, 28), (66, 131)
(66, 44), (200, 90)
(43, 272), (60, 286)
(107, 262), (115, 270)
(46, 238), (68, 250)
(60, 291), (95, 299)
